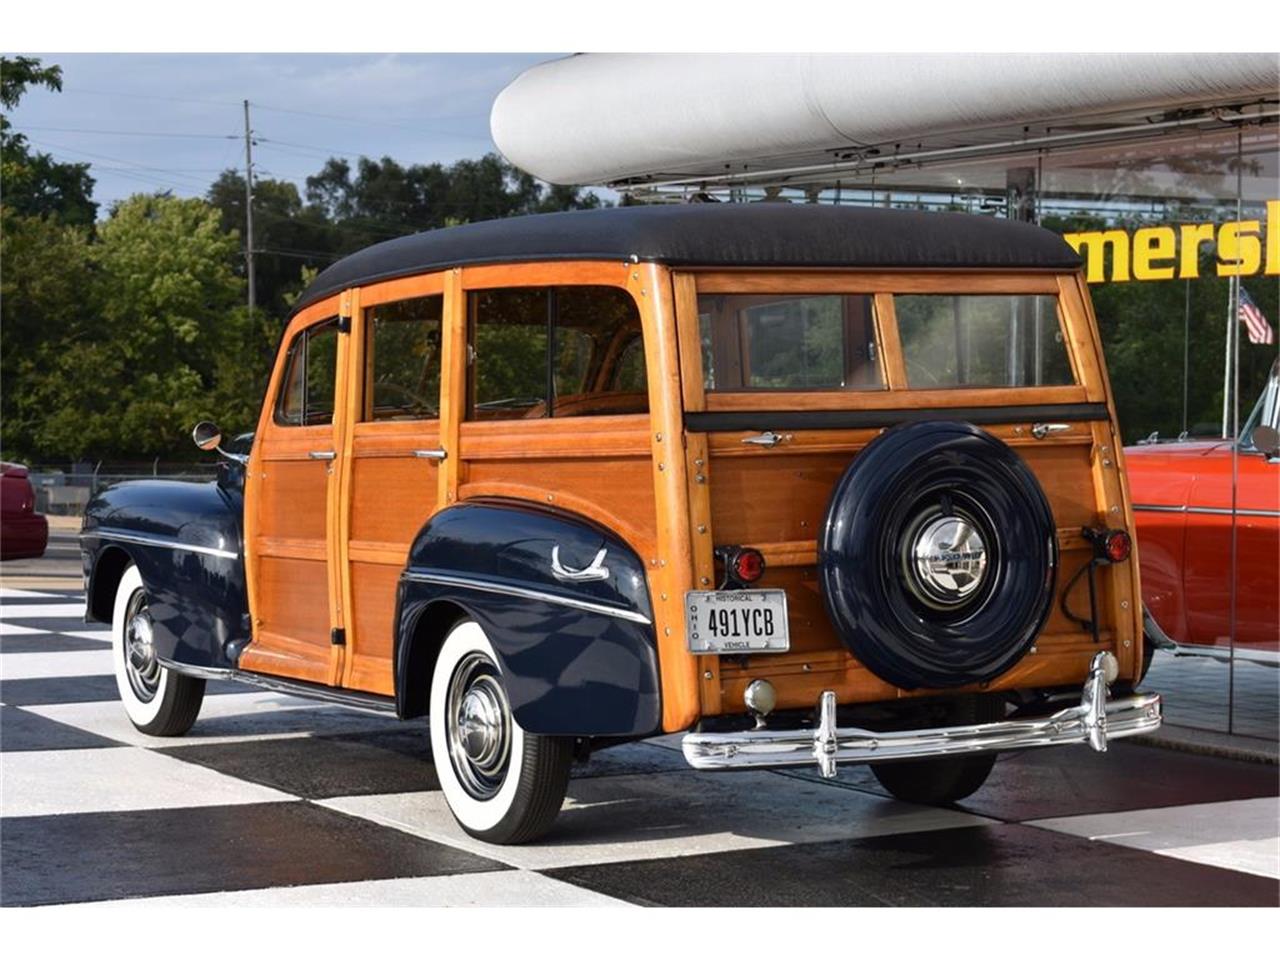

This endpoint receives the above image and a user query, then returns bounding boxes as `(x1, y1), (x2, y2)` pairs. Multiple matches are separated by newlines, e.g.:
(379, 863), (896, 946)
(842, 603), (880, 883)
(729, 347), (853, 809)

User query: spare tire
(819, 420), (1057, 689)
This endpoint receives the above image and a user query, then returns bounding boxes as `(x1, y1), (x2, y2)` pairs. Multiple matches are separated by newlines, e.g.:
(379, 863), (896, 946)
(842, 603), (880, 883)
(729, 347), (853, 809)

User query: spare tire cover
(819, 420), (1058, 689)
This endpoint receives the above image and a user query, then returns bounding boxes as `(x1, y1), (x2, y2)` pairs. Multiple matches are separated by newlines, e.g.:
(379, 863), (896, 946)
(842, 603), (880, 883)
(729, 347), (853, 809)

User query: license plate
(685, 589), (790, 653)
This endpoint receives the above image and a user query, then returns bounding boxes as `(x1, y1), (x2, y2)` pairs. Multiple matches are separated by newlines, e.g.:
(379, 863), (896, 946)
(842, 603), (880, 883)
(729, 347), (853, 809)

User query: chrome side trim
(80, 528), (239, 561)
(1133, 503), (1280, 519)
(156, 658), (398, 715)
(402, 570), (652, 626)
(683, 652), (1162, 774)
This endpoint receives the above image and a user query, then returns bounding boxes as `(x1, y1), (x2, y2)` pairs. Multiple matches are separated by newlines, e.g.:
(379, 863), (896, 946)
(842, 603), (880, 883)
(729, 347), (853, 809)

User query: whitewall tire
(429, 619), (572, 844)
(111, 565), (205, 736)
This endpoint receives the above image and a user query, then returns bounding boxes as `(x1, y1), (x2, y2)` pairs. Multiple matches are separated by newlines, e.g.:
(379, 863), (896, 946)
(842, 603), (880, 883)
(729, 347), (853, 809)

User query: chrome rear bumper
(682, 652), (1162, 777)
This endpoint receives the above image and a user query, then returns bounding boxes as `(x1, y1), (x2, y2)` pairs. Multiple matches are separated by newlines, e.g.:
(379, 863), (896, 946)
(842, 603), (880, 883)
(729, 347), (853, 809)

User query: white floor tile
(1, 746), (294, 816)
(0, 603), (88, 619)
(322, 769), (997, 870)
(1, 648), (114, 678)
(79, 871), (632, 907)
(1030, 796), (1280, 879)
(25, 691), (396, 747)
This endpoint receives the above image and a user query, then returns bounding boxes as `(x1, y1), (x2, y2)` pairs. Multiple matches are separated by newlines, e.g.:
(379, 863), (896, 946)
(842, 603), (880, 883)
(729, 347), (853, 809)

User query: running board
(157, 658), (398, 716)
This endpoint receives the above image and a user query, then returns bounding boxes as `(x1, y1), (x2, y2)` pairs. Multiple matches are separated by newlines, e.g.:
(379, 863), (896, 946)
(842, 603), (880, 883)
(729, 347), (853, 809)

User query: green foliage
(0, 56), (97, 226)
(2, 196), (265, 461)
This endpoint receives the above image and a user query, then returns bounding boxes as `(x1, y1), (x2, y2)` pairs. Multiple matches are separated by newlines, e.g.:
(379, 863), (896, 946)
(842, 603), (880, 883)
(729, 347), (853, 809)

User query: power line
(58, 87), (242, 108)
(19, 124), (239, 140)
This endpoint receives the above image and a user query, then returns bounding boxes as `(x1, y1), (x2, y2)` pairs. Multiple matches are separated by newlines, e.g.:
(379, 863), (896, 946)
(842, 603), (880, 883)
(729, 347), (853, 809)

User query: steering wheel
(375, 381), (438, 418)
(905, 357), (944, 387)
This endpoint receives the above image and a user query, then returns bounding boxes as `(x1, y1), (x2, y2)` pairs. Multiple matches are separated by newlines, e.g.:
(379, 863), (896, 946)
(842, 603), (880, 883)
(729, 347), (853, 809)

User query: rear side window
(275, 319), (339, 426)
(894, 294), (1074, 388)
(697, 294), (882, 391)
(468, 286), (646, 420)
(365, 295), (442, 421)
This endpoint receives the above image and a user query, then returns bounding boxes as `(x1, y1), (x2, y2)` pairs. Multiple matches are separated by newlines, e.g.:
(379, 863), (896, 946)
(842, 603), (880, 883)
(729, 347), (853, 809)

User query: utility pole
(243, 99), (256, 314)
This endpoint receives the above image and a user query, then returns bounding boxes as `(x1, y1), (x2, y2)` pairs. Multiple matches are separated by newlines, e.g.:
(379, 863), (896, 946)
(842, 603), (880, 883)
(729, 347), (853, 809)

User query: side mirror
(1253, 425), (1280, 460)
(192, 421), (248, 464)
(192, 421), (223, 452)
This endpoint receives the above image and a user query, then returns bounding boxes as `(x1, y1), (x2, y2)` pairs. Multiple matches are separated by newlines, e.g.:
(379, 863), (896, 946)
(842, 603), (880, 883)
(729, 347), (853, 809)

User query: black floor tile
(0, 801), (509, 906)
(787, 742), (1280, 821)
(544, 822), (1280, 907)
(0, 674), (252, 706)
(157, 730), (440, 799)
(1, 633), (105, 653)
(0, 705), (124, 752)
(0, 616), (95, 634)
(0, 633), (108, 653)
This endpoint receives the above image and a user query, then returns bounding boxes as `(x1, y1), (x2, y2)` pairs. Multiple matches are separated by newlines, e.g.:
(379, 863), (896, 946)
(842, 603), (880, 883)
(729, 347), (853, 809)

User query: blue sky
(8, 53), (574, 214)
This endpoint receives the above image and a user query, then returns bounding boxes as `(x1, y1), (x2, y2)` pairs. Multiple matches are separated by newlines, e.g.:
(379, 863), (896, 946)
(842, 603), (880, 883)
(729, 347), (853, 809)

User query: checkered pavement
(2, 586), (1277, 907)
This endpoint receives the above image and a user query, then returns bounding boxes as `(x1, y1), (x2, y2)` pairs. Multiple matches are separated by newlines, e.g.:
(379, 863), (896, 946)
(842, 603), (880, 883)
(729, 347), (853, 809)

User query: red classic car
(1126, 357), (1279, 665)
(1, 462), (49, 561)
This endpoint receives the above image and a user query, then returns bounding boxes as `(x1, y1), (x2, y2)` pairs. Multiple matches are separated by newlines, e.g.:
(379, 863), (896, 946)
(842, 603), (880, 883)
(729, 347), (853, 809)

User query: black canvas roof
(293, 204), (1081, 313)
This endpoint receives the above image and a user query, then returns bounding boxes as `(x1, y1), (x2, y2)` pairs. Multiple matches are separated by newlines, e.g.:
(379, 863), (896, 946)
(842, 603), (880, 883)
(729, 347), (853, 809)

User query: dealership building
(493, 53), (1279, 739)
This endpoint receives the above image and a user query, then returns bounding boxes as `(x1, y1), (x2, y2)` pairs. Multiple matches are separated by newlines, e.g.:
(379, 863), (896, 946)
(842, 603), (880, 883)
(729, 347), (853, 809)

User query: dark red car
(1, 462), (49, 561)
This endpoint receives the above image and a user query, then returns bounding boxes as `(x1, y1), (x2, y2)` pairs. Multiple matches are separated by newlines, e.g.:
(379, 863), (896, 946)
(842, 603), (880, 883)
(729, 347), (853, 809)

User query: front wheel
(429, 619), (571, 844)
(111, 565), (205, 736)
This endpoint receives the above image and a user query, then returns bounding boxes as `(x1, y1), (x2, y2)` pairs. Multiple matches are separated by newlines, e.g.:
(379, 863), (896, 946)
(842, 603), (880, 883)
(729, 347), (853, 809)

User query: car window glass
(365, 295), (442, 421)
(894, 294), (1073, 388)
(276, 319), (339, 426)
(697, 294), (881, 391)
(468, 286), (646, 420)
(470, 288), (549, 420)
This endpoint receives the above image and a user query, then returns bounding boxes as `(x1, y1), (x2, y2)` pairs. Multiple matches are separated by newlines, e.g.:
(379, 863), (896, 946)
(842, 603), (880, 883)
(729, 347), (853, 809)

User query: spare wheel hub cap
(909, 514), (988, 608)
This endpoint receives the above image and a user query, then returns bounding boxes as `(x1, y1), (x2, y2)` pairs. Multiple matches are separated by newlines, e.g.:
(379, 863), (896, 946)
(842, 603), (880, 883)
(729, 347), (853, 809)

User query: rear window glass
(894, 294), (1074, 388)
(697, 294), (882, 391)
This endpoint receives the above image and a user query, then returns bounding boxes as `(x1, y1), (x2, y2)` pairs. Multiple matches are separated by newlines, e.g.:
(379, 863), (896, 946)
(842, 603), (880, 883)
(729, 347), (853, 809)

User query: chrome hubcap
(445, 652), (512, 800)
(123, 596), (161, 702)
(907, 512), (988, 609)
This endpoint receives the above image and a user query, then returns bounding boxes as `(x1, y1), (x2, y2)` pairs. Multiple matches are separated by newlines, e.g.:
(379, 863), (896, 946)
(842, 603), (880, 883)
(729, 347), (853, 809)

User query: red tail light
(1103, 530), (1131, 564)
(716, 545), (766, 586)
(732, 548), (765, 583)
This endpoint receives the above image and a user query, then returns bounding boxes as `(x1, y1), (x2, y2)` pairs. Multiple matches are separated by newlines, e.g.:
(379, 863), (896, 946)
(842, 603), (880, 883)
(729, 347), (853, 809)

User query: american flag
(1239, 287), (1276, 346)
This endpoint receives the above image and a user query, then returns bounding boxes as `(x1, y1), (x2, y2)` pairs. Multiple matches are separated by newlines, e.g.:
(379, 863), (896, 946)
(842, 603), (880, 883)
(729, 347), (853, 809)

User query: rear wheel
(870, 695), (1002, 804)
(429, 619), (571, 844)
(111, 565), (205, 736)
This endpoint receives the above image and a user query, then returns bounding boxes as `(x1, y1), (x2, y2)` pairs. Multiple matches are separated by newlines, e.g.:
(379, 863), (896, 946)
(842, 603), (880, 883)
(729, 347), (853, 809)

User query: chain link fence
(27, 461), (221, 517)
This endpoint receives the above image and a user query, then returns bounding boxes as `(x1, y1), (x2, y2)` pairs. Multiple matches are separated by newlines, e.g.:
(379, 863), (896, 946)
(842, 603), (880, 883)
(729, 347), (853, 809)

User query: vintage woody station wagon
(81, 205), (1163, 843)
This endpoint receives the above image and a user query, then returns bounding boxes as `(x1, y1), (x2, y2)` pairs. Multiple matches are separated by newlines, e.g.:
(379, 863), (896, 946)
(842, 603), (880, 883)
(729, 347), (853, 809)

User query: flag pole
(1221, 273), (1234, 438)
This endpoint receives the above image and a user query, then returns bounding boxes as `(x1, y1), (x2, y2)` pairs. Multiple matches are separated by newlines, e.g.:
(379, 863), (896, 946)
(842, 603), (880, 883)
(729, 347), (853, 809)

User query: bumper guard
(682, 652), (1162, 777)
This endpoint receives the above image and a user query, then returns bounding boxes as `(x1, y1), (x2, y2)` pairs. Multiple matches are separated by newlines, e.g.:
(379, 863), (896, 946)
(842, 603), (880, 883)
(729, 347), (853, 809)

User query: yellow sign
(1063, 200), (1279, 283)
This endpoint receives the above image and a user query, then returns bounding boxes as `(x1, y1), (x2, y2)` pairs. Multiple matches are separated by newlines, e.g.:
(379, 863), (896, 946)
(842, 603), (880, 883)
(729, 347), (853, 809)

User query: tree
(207, 170), (337, 321)
(0, 56), (97, 226)
(305, 151), (602, 255)
(8, 195), (266, 461)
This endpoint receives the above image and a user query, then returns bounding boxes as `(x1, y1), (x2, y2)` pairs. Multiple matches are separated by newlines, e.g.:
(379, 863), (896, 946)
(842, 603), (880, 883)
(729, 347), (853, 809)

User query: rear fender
(393, 499), (660, 738)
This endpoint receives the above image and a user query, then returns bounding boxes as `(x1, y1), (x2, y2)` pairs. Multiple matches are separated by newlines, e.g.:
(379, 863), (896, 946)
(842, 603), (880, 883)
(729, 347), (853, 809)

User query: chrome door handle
(308, 450), (336, 460)
(413, 448), (448, 461)
(1031, 423), (1071, 440)
(741, 431), (792, 448)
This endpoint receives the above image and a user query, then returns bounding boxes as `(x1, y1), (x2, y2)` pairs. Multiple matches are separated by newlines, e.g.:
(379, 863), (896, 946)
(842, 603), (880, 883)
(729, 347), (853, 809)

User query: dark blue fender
(81, 478), (248, 671)
(394, 499), (661, 738)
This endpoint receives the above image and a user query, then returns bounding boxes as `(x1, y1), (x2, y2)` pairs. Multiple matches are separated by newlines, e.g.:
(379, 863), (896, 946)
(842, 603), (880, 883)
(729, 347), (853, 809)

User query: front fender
(81, 479), (248, 670)
(394, 499), (661, 738)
